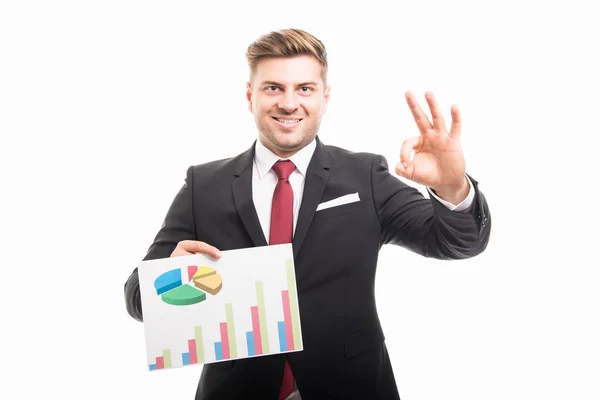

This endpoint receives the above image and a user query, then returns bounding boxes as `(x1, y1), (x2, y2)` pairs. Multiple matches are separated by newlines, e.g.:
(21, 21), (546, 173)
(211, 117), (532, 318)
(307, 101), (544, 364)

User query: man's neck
(258, 137), (316, 159)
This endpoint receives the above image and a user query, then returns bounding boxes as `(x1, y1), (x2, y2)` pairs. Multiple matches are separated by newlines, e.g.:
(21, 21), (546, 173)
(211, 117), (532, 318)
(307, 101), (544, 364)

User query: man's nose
(278, 91), (299, 113)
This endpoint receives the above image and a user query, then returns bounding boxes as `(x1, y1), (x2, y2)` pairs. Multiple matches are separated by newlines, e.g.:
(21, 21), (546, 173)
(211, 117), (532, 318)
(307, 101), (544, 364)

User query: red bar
(220, 322), (230, 359)
(156, 356), (164, 369)
(188, 339), (197, 364)
(282, 290), (294, 350)
(187, 265), (198, 281)
(251, 306), (262, 355)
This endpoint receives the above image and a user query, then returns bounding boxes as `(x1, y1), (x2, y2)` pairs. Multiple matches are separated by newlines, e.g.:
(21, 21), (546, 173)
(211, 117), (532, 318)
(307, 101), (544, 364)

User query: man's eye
(267, 86), (279, 91)
(300, 87), (313, 92)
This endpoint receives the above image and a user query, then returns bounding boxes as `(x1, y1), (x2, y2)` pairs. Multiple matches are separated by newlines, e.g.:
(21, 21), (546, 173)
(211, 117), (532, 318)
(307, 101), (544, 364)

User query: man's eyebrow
(259, 81), (283, 87)
(297, 81), (319, 87)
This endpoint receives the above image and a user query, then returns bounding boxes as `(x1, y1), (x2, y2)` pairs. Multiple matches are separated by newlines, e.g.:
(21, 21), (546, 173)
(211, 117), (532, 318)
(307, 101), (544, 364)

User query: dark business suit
(124, 136), (491, 399)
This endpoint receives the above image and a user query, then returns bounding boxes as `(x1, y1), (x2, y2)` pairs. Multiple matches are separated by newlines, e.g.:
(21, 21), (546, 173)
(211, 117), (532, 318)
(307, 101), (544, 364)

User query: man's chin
(263, 132), (312, 156)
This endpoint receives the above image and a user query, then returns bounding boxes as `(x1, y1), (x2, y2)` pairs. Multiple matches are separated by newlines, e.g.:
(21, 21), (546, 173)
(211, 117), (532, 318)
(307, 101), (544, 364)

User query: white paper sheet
(138, 243), (303, 371)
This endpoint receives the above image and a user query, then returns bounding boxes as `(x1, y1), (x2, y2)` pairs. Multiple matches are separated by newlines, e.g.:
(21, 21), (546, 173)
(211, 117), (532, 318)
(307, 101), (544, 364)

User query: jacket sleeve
(124, 166), (197, 322)
(371, 155), (491, 259)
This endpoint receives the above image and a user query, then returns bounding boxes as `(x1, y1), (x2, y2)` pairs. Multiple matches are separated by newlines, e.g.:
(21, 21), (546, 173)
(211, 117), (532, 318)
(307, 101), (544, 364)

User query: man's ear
(246, 82), (253, 113)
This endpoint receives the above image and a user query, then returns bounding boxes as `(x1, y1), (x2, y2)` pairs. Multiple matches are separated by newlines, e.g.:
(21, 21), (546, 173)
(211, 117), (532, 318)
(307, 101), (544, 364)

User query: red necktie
(270, 160), (296, 400)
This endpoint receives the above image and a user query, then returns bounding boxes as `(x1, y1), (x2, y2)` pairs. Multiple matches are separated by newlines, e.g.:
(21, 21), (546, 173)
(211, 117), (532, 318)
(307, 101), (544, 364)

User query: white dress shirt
(251, 139), (475, 241)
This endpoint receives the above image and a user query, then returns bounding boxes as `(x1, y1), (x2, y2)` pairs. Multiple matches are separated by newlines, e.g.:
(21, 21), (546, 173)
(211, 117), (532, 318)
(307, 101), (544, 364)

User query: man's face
(246, 55), (330, 158)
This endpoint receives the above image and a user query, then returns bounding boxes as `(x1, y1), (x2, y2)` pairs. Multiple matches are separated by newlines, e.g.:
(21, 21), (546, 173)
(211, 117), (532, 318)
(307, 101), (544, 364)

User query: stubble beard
(257, 117), (322, 157)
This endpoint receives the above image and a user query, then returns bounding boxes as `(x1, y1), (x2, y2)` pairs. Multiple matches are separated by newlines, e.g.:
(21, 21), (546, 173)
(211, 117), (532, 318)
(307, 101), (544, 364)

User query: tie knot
(272, 160), (296, 180)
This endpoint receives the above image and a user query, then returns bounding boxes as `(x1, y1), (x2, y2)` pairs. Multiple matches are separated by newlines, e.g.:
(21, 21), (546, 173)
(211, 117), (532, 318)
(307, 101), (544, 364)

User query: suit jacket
(124, 136), (491, 400)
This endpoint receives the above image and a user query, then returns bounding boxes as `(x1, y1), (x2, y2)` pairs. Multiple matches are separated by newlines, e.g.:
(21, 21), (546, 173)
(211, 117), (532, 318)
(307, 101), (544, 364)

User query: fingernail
(403, 162), (408, 169)
(216, 251), (222, 258)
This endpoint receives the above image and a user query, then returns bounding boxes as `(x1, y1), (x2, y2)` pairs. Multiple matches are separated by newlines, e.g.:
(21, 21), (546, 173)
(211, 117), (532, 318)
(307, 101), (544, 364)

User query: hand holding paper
(170, 240), (222, 259)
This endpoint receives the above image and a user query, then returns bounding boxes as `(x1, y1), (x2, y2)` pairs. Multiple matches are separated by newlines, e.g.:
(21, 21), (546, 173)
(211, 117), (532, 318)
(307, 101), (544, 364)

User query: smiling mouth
(272, 117), (303, 125)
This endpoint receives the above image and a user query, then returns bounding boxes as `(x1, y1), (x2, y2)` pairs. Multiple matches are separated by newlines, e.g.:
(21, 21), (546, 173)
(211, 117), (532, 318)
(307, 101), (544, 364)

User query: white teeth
(276, 118), (300, 123)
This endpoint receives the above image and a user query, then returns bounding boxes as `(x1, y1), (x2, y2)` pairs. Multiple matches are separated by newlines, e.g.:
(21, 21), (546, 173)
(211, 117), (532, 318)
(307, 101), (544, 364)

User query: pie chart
(154, 265), (223, 306)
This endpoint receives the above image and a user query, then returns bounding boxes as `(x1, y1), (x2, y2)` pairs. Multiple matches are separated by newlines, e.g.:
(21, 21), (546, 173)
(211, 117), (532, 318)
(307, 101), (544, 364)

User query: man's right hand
(170, 240), (222, 259)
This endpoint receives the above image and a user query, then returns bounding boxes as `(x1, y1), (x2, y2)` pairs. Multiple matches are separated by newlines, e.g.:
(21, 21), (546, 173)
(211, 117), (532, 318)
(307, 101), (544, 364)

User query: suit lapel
(232, 138), (331, 255)
(232, 142), (268, 247)
(293, 137), (331, 259)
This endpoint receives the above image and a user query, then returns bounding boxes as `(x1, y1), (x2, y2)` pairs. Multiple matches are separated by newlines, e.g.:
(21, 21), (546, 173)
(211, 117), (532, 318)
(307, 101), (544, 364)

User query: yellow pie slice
(193, 266), (217, 280)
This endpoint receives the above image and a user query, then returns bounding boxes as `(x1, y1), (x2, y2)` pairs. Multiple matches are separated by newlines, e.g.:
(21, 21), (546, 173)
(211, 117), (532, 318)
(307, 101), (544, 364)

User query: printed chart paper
(138, 244), (302, 371)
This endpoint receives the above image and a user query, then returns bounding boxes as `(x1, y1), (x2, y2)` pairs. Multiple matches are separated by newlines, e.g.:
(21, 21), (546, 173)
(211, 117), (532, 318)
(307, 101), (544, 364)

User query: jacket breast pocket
(315, 200), (364, 219)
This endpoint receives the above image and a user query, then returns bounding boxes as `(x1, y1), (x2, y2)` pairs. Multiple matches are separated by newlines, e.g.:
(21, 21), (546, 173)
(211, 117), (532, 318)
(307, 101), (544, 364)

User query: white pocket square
(316, 192), (360, 211)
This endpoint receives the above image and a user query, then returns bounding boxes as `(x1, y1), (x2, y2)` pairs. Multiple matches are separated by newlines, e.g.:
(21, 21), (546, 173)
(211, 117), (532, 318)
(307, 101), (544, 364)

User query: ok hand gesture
(395, 91), (470, 204)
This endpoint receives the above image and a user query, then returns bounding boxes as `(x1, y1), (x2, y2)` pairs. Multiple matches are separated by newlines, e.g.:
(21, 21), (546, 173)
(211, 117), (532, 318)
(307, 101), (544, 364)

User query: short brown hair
(246, 28), (328, 84)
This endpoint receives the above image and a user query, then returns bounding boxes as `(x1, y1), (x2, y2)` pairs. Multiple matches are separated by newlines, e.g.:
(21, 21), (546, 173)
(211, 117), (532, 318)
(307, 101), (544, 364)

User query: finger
(405, 91), (432, 134)
(424, 91), (447, 132)
(171, 248), (193, 257)
(180, 240), (222, 259)
(449, 104), (461, 139)
(399, 136), (420, 168)
(395, 160), (414, 180)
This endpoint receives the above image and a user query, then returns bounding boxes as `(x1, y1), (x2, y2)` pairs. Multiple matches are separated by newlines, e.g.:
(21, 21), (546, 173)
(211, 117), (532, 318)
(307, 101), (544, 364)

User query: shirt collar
(254, 138), (317, 179)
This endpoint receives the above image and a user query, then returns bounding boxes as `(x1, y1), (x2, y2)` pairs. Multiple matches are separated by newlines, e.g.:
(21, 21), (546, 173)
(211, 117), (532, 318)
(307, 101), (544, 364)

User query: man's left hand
(395, 91), (470, 204)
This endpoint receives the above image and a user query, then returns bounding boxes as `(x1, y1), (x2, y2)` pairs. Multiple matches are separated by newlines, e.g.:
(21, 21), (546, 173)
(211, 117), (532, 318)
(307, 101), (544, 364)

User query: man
(124, 28), (491, 400)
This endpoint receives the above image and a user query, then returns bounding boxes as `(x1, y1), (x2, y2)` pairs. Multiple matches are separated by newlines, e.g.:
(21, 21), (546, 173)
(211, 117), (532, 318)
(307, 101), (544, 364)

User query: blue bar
(214, 342), (223, 360)
(278, 321), (287, 352)
(182, 352), (190, 365)
(149, 364), (157, 371)
(246, 331), (255, 356)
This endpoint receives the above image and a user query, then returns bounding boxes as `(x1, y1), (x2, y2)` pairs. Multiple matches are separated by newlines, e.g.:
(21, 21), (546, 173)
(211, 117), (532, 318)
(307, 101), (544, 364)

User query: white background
(1, 1), (598, 399)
